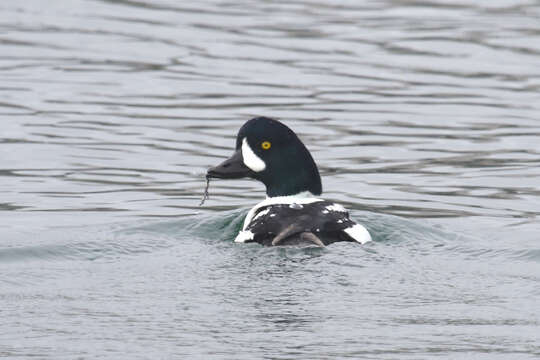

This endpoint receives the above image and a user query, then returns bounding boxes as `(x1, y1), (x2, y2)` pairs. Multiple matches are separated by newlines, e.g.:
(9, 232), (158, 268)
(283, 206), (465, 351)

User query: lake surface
(1, 0), (539, 358)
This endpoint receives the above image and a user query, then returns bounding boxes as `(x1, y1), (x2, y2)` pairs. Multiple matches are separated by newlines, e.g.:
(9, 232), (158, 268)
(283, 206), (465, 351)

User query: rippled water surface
(1, 0), (540, 358)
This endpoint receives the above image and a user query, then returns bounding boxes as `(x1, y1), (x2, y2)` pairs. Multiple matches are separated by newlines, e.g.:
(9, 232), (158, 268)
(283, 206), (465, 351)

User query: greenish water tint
(1, 0), (540, 358)
(1, 210), (537, 358)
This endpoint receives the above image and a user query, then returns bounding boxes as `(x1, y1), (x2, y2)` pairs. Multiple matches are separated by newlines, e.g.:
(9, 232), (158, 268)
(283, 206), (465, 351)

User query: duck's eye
(261, 141), (271, 150)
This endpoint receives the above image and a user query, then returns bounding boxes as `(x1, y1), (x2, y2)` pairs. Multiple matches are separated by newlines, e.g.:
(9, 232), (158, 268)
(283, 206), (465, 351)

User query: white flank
(242, 138), (266, 172)
(234, 230), (254, 243)
(326, 203), (347, 212)
(344, 224), (372, 244)
(241, 192), (323, 230)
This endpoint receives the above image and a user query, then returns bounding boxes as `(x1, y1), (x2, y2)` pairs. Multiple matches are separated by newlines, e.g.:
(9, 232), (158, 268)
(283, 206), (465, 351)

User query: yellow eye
(261, 141), (271, 150)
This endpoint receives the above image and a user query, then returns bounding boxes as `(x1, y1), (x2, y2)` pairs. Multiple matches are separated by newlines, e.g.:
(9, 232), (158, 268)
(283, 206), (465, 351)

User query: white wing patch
(326, 203), (346, 212)
(252, 208), (270, 221)
(242, 138), (266, 172)
(344, 224), (372, 244)
(234, 230), (254, 243)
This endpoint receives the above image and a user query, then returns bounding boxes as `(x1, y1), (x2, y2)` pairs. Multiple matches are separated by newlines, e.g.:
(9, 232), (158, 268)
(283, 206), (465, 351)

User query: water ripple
(1, 0), (540, 358)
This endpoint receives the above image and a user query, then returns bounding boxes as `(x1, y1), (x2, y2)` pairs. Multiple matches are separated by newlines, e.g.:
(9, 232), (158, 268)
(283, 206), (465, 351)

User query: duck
(206, 116), (372, 247)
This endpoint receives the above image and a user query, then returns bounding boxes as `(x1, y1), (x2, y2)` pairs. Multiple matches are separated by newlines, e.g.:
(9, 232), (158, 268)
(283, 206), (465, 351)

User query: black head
(207, 117), (322, 197)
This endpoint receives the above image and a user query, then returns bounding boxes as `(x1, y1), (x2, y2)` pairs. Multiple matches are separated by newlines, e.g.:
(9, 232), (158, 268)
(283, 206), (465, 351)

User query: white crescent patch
(242, 138), (266, 172)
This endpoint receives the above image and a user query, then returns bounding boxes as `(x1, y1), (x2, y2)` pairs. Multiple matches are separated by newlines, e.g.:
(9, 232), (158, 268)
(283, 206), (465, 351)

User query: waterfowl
(206, 116), (371, 247)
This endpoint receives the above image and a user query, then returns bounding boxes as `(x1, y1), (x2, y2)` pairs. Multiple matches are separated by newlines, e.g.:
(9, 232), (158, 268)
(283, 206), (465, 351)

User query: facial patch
(242, 138), (266, 172)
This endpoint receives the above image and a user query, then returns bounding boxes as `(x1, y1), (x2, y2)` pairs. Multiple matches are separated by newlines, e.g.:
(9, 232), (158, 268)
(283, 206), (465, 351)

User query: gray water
(1, 0), (539, 358)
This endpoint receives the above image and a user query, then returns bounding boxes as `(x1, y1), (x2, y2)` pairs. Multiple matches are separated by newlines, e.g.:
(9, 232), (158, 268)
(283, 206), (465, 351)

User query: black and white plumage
(206, 116), (372, 247)
(235, 197), (371, 246)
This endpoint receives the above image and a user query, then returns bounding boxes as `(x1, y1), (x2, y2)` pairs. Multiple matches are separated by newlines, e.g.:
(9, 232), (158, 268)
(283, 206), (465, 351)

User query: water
(1, 0), (539, 358)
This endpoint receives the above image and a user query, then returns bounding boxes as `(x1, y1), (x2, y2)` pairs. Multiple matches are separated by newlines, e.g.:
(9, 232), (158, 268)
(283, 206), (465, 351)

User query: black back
(244, 201), (358, 246)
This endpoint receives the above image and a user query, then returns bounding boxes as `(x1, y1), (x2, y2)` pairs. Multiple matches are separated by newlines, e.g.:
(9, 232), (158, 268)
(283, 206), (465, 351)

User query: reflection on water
(1, 0), (539, 358)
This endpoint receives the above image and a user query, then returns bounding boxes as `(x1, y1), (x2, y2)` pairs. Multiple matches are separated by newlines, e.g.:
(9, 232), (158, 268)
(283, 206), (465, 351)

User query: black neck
(260, 155), (322, 197)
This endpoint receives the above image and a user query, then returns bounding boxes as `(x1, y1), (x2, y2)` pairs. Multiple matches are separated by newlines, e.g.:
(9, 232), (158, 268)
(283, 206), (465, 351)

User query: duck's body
(235, 193), (371, 246)
(206, 117), (371, 247)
